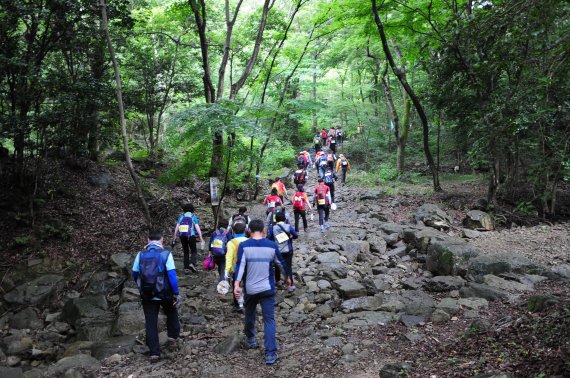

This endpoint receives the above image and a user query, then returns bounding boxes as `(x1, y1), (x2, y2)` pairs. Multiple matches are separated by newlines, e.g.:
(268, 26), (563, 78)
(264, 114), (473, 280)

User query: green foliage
(13, 236), (32, 247)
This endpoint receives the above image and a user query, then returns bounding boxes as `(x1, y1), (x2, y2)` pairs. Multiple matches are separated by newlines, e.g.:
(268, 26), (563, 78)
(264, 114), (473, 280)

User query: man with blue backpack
(172, 203), (204, 274)
(317, 152), (329, 179)
(208, 219), (229, 283)
(133, 229), (180, 363)
(323, 167), (338, 203)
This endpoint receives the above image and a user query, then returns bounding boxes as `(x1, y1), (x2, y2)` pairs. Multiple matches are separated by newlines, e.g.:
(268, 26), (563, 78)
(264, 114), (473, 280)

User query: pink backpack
(203, 256), (215, 271)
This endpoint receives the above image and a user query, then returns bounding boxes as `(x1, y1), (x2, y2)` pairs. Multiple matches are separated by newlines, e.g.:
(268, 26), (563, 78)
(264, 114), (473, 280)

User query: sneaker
(150, 355), (160, 364)
(184, 269), (189, 275)
(246, 338), (258, 348)
(265, 353), (278, 365)
(166, 337), (177, 346)
(287, 285), (296, 293)
(320, 225), (325, 233)
(325, 223), (331, 229)
(189, 264), (198, 273)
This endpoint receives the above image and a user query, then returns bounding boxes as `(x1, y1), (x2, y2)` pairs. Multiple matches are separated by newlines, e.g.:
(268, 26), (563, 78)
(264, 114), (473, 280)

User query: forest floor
(0, 159), (569, 378)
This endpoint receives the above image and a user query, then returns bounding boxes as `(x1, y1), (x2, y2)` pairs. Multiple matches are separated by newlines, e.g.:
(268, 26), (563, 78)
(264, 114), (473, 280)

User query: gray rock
(379, 223), (405, 236)
(414, 204), (452, 230)
(399, 314), (425, 327)
(332, 278), (367, 299)
(469, 254), (544, 277)
(340, 241), (369, 264)
(367, 234), (388, 254)
(384, 233), (400, 246)
(403, 226), (447, 252)
(400, 290), (435, 316)
(315, 252), (341, 264)
(314, 304), (333, 319)
(430, 308), (451, 322)
(318, 263), (348, 280)
(386, 246), (407, 258)
(549, 264), (570, 279)
(114, 302), (144, 335)
(62, 295), (114, 341)
(340, 295), (383, 312)
(402, 277), (425, 290)
(91, 335), (137, 360)
(110, 253), (132, 273)
(4, 275), (64, 305)
(0, 367), (24, 378)
(463, 210), (494, 231)
(45, 354), (101, 377)
(341, 342), (354, 355)
(9, 307), (43, 330)
(462, 229), (483, 239)
(527, 295), (560, 313)
(424, 276), (466, 292)
(317, 280), (332, 290)
(342, 311), (398, 329)
(379, 362), (413, 378)
(360, 190), (384, 201)
(436, 298), (460, 315)
(426, 237), (480, 276)
(458, 297), (489, 309)
(460, 283), (516, 302)
(483, 274), (534, 292)
(380, 298), (405, 313)
(404, 331), (424, 343)
(213, 334), (242, 355)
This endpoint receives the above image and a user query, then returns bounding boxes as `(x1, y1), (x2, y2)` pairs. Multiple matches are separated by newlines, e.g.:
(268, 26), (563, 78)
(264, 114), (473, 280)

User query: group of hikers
(132, 127), (352, 366)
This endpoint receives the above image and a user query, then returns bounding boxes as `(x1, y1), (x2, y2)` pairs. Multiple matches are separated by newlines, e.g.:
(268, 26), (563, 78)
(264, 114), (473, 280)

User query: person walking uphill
(335, 154), (351, 184)
(225, 222), (248, 312)
(272, 212), (298, 292)
(172, 204), (204, 274)
(208, 219), (229, 283)
(234, 219), (292, 365)
(313, 178), (332, 233)
(292, 184), (312, 232)
(133, 229), (180, 363)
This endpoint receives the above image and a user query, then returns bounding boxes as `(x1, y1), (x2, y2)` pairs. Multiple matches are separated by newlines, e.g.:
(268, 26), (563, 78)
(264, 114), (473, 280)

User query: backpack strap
(277, 223), (290, 236)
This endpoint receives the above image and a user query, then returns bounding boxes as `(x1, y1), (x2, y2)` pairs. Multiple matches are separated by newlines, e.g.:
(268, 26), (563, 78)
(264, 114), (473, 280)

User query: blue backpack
(137, 247), (171, 300)
(210, 229), (228, 256)
(324, 172), (334, 184)
(319, 156), (328, 168)
(178, 214), (194, 237)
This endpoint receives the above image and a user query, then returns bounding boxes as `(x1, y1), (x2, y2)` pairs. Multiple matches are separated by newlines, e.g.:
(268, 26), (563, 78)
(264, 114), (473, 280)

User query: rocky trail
(1, 171), (569, 378)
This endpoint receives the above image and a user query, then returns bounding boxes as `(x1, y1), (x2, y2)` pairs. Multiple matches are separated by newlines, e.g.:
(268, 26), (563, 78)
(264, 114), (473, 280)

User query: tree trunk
(100, 0), (151, 226)
(371, 0), (441, 191)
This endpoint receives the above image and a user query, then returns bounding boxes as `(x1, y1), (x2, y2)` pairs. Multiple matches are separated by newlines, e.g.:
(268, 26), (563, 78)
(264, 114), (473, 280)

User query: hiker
(133, 229), (180, 363)
(208, 219), (228, 283)
(302, 150), (312, 169)
(326, 150), (337, 171)
(317, 151), (329, 179)
(313, 133), (321, 152)
(172, 203), (204, 274)
(335, 154), (351, 184)
(336, 127), (343, 147)
(225, 222), (248, 312)
(228, 206), (250, 239)
(292, 184), (312, 232)
(296, 152), (306, 168)
(233, 219), (292, 365)
(320, 128), (328, 145)
(266, 202), (291, 235)
(323, 167), (337, 203)
(313, 178), (332, 232)
(263, 188), (283, 215)
(293, 163), (308, 187)
(272, 212), (298, 292)
(329, 135), (337, 154)
(271, 177), (289, 202)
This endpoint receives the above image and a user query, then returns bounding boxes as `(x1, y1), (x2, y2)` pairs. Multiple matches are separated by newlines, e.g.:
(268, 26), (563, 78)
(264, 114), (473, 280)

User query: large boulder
(483, 274), (534, 292)
(414, 204), (452, 230)
(459, 283), (517, 302)
(399, 290), (436, 316)
(91, 335), (137, 360)
(315, 252), (340, 264)
(4, 275), (64, 305)
(468, 254), (544, 277)
(9, 307), (44, 330)
(463, 210), (494, 231)
(110, 253), (132, 274)
(340, 241), (369, 264)
(114, 302), (144, 335)
(332, 278), (367, 299)
(45, 354), (101, 377)
(403, 227), (448, 253)
(426, 238), (480, 276)
(62, 295), (114, 341)
(318, 263), (348, 281)
(366, 234), (388, 254)
(340, 295), (383, 312)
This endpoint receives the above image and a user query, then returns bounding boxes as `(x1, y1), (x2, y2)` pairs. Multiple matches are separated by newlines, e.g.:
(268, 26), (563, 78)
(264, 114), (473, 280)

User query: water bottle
(310, 212), (314, 221)
(237, 288), (244, 309)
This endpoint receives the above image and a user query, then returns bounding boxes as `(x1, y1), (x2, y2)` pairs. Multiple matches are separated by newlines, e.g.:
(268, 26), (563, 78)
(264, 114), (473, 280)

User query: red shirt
(264, 195), (282, 210)
(313, 184), (330, 205)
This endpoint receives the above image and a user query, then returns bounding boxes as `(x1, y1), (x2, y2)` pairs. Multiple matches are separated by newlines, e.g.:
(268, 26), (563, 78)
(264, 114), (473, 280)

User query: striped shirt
(235, 238), (291, 295)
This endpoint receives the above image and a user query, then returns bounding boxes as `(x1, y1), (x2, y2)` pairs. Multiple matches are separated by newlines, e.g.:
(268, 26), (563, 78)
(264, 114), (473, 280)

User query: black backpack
(294, 169), (306, 184)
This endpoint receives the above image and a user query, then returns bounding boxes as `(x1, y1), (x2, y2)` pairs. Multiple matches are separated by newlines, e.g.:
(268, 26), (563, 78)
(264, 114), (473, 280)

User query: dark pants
(330, 143), (336, 153)
(325, 183), (335, 203)
(244, 290), (277, 357)
(341, 168), (347, 183)
(142, 299), (180, 357)
(230, 275), (239, 308)
(275, 252), (293, 284)
(293, 209), (307, 232)
(315, 144), (320, 152)
(212, 255), (225, 282)
(317, 204), (330, 225)
(337, 136), (343, 147)
(180, 235), (197, 269)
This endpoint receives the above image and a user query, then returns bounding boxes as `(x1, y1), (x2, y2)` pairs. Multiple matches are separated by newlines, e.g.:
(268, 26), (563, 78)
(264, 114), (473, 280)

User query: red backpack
(293, 192), (306, 210)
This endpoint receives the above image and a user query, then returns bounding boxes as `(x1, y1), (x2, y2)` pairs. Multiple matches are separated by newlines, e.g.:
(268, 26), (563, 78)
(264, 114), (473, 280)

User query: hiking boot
(287, 285), (296, 293)
(166, 337), (178, 348)
(150, 355), (160, 364)
(265, 353), (278, 365)
(189, 264), (198, 273)
(246, 338), (258, 348)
